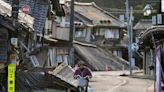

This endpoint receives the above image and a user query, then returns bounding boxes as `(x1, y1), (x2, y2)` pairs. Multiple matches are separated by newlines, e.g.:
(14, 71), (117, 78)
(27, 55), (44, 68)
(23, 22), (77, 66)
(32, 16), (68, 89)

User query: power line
(101, 7), (157, 14)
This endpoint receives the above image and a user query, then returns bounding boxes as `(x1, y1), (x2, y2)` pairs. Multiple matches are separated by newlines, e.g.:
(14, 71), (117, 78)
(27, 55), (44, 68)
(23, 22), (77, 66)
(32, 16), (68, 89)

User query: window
(99, 28), (105, 36)
(105, 28), (119, 39)
(29, 55), (40, 67)
(94, 28), (105, 36)
(113, 50), (122, 57)
(75, 28), (86, 37)
(45, 18), (52, 35)
(47, 48), (55, 66)
(94, 28), (119, 38)
(55, 48), (69, 66)
(95, 28), (99, 36)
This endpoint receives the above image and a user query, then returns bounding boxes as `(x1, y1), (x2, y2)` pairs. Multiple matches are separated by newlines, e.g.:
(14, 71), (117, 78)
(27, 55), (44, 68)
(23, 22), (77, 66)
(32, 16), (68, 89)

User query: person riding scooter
(73, 63), (92, 92)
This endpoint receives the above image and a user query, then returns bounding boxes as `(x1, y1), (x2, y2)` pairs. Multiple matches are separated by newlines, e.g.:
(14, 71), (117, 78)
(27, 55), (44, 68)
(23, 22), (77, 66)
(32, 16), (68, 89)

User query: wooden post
(143, 51), (146, 74)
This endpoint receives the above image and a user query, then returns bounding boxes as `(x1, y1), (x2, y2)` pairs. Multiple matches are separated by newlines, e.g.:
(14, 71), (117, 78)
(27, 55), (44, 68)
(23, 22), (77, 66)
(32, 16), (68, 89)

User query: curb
(130, 75), (154, 80)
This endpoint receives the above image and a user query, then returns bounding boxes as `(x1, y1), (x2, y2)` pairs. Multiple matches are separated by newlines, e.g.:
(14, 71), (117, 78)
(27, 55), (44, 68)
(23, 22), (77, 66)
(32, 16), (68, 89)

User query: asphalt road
(89, 71), (154, 92)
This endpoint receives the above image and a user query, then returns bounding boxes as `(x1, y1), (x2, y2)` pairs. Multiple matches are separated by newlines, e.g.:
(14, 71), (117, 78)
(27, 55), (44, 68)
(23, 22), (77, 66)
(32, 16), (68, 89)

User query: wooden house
(72, 2), (127, 60)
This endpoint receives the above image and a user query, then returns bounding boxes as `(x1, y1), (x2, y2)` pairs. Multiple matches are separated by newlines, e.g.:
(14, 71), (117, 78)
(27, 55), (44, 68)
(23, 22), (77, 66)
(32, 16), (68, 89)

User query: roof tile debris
(74, 44), (124, 71)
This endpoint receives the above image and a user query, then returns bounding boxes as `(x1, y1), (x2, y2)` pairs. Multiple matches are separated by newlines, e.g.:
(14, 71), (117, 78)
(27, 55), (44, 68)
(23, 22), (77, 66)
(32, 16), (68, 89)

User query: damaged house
(0, 0), (76, 92)
(67, 2), (129, 71)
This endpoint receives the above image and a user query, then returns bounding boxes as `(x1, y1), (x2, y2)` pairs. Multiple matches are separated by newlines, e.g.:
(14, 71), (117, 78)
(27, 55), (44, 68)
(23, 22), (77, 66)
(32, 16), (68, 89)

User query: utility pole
(8, 0), (19, 92)
(12, 0), (19, 27)
(125, 0), (133, 75)
(69, 0), (75, 65)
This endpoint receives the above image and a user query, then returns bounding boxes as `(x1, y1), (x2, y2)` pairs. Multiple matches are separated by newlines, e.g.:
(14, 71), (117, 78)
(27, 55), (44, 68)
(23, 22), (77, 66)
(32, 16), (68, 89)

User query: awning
(138, 26), (164, 47)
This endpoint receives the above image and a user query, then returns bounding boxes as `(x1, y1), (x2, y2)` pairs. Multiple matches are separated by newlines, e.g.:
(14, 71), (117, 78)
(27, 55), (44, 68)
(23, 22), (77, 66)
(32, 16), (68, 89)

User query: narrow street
(90, 71), (154, 92)
(0, 0), (164, 92)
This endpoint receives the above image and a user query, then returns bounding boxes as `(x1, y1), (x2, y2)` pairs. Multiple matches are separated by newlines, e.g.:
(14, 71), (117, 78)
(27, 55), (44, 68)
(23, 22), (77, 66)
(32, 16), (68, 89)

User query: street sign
(11, 38), (18, 48)
(8, 64), (15, 92)
(21, 5), (31, 14)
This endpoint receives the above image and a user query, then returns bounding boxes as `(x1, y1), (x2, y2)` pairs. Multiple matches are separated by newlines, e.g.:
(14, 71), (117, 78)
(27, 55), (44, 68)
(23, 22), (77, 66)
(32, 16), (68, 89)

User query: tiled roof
(1, 0), (49, 32)
(0, 0), (34, 30)
(74, 2), (125, 27)
(15, 71), (76, 91)
(16, 71), (44, 91)
(134, 19), (152, 30)
(19, 0), (49, 32)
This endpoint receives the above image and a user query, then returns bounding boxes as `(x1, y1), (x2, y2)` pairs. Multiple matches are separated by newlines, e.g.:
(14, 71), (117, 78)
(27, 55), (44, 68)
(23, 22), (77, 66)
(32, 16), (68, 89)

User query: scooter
(76, 75), (90, 92)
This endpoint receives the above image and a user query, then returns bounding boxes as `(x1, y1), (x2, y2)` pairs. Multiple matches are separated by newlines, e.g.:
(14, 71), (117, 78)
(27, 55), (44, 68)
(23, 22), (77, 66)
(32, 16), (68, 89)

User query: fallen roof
(74, 43), (123, 71)
(15, 71), (76, 91)
(74, 2), (125, 27)
(52, 63), (77, 87)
